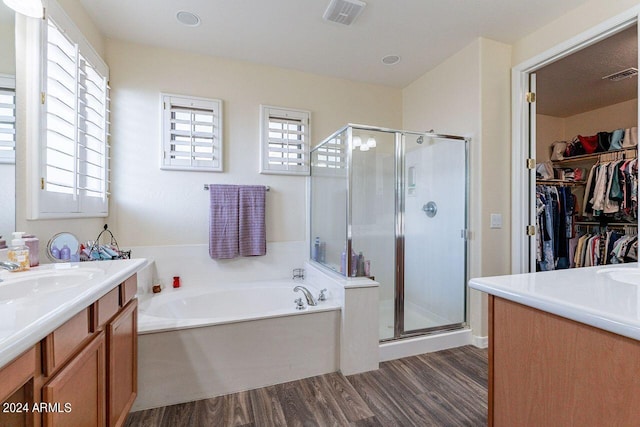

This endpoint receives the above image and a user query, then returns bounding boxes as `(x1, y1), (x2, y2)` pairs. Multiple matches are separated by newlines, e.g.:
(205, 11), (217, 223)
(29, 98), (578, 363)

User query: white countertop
(469, 263), (640, 341)
(0, 258), (146, 368)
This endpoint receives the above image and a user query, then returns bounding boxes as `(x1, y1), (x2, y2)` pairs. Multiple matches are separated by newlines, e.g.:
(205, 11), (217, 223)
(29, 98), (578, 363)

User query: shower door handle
(422, 201), (437, 217)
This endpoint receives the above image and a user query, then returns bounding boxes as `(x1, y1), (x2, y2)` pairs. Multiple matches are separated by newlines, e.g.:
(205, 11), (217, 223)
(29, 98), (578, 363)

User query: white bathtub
(134, 279), (343, 411)
(137, 280), (339, 333)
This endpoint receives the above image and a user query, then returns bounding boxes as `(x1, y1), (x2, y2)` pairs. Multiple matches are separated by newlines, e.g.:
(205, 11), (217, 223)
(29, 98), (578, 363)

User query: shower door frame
(347, 125), (471, 341)
(391, 129), (470, 341)
(310, 124), (471, 342)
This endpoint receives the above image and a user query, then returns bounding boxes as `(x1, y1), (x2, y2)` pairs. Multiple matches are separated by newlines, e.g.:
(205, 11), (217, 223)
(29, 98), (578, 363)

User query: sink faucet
(0, 261), (19, 272)
(294, 285), (317, 306)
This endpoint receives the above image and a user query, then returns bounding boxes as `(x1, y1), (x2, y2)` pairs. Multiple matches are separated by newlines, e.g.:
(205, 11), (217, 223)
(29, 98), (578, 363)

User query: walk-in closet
(534, 25), (638, 271)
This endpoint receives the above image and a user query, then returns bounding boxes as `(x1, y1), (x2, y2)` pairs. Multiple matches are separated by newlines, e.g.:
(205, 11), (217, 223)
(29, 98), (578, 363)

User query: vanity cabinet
(107, 298), (137, 427)
(0, 347), (36, 427)
(488, 295), (640, 426)
(42, 332), (106, 427)
(0, 273), (138, 427)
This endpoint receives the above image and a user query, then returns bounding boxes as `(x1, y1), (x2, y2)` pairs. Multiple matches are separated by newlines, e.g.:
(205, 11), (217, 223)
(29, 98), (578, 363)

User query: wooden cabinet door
(107, 299), (137, 427)
(42, 331), (106, 427)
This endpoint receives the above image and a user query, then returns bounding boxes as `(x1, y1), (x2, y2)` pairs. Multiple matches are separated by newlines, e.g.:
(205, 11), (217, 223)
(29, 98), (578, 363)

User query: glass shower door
(401, 134), (467, 333)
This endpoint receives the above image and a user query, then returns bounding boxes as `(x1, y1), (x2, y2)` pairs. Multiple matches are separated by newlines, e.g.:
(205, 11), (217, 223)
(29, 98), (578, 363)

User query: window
(260, 105), (311, 175)
(0, 76), (16, 164)
(37, 6), (109, 218)
(161, 94), (223, 172)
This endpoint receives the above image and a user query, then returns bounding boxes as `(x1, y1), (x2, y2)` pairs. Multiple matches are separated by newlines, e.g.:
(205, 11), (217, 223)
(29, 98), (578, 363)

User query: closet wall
(537, 99), (638, 161)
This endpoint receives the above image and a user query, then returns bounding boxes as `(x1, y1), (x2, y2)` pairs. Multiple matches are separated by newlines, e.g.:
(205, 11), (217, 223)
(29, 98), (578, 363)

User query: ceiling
(536, 25), (638, 118)
(78, 0), (594, 88)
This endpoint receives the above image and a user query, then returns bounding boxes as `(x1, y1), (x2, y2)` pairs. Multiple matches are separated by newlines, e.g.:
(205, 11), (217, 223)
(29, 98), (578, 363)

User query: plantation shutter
(161, 94), (223, 172)
(260, 106), (310, 175)
(40, 17), (109, 216)
(78, 55), (109, 212)
(42, 18), (78, 211)
(0, 86), (15, 164)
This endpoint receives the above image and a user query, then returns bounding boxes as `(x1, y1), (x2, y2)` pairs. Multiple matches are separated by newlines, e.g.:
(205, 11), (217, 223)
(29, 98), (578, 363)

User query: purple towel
(209, 185), (240, 259)
(239, 186), (266, 256)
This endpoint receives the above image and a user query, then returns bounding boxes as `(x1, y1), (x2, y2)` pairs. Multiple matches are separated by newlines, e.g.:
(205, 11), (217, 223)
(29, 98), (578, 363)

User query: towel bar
(204, 184), (270, 191)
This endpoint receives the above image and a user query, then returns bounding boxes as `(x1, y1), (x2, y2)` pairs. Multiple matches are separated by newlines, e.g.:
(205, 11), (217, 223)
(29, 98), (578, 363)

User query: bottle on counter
(356, 252), (365, 276)
(7, 232), (30, 272)
(51, 244), (60, 259)
(60, 244), (71, 261)
(350, 249), (358, 277)
(312, 237), (320, 261)
(340, 246), (347, 274)
(319, 241), (326, 263)
(23, 234), (39, 267)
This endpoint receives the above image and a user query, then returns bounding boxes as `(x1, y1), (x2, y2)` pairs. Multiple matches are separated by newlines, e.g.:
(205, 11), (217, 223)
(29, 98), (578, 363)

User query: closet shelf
(536, 179), (586, 186)
(551, 148), (637, 165)
(575, 221), (638, 227)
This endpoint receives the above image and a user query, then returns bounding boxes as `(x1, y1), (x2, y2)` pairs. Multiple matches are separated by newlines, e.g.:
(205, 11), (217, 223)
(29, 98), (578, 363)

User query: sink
(0, 268), (105, 302)
(598, 267), (640, 285)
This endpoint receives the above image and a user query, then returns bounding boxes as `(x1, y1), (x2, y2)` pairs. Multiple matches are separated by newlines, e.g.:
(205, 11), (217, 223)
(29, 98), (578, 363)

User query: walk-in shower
(310, 124), (469, 341)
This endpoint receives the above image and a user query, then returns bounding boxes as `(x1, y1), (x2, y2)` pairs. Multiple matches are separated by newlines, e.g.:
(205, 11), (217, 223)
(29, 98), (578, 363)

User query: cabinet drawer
(43, 308), (91, 377)
(0, 347), (35, 402)
(120, 274), (137, 306)
(96, 287), (120, 329)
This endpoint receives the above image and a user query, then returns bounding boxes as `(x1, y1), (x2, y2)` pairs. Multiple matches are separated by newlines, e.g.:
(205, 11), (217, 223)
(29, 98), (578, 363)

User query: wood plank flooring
(124, 345), (487, 427)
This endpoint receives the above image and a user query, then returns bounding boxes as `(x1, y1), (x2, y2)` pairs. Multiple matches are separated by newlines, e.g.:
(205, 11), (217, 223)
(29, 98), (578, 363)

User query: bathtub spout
(294, 285), (317, 306)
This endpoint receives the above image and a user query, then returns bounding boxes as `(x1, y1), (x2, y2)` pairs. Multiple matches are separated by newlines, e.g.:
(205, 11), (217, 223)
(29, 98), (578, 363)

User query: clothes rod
(204, 184), (270, 191)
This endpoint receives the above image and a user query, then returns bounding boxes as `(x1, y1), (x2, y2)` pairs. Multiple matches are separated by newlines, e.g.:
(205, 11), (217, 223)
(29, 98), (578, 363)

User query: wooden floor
(124, 345), (487, 427)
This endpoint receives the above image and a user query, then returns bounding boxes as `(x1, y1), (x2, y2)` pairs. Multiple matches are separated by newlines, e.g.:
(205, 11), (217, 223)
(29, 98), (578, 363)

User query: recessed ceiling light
(176, 11), (201, 27)
(381, 55), (401, 65)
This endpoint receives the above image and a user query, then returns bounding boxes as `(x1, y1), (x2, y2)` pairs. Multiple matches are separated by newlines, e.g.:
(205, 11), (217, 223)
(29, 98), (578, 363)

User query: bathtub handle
(318, 289), (327, 302)
(294, 298), (306, 310)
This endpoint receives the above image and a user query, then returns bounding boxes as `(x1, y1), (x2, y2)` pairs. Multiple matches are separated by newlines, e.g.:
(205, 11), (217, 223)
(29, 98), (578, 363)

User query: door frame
(511, 8), (640, 274)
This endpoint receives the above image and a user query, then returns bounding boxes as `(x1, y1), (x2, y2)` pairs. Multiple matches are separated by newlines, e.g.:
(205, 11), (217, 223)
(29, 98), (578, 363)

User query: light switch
(490, 213), (502, 229)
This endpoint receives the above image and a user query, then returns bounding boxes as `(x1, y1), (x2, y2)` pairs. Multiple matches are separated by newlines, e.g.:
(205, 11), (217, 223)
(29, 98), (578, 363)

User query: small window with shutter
(260, 105), (311, 176)
(0, 76), (15, 165)
(161, 94), (223, 172)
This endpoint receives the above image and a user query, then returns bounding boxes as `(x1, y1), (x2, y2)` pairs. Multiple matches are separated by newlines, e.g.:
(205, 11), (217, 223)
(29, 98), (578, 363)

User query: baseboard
(472, 335), (488, 348)
(379, 329), (473, 362)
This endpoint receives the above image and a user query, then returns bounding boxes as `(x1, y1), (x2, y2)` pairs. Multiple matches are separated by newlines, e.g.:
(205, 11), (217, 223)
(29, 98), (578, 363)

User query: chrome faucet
(294, 285), (317, 306)
(0, 261), (19, 272)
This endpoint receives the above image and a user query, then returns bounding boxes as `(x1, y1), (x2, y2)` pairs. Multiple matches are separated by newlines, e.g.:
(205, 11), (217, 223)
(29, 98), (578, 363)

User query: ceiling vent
(323, 0), (366, 26)
(601, 67), (638, 82)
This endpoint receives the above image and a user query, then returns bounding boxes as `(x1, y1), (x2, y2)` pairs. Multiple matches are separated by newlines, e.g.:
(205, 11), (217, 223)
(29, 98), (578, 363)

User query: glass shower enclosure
(310, 124), (469, 341)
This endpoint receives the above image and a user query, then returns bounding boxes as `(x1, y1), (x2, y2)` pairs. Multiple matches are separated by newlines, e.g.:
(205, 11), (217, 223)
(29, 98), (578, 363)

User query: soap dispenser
(7, 232), (30, 272)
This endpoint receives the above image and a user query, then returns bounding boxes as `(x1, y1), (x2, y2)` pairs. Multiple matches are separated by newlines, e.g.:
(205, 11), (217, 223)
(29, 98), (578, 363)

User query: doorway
(512, 14), (640, 273)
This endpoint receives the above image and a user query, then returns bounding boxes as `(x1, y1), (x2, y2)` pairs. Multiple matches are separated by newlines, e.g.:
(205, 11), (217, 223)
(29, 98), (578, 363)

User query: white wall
(564, 98), (637, 137)
(106, 39), (402, 248)
(512, 0), (640, 66)
(536, 115), (565, 162)
(0, 21), (15, 75)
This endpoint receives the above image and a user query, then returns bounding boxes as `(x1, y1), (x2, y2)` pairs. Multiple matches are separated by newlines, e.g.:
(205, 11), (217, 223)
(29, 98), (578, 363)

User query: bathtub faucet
(294, 285), (317, 306)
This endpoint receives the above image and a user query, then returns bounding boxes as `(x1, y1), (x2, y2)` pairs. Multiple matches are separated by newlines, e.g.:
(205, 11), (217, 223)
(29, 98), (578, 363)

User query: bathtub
(133, 278), (343, 411)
